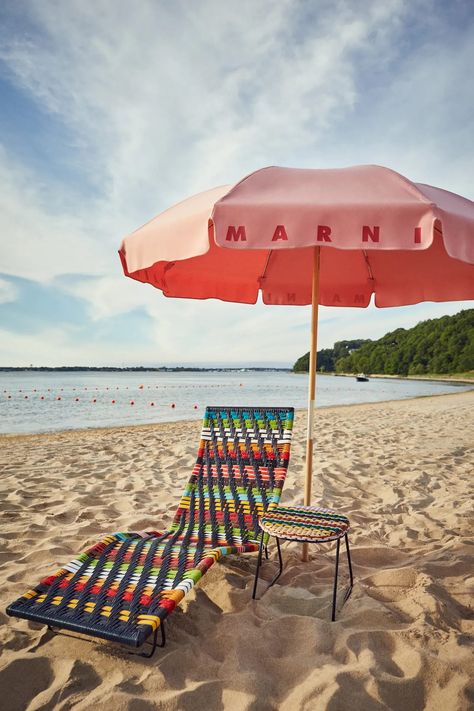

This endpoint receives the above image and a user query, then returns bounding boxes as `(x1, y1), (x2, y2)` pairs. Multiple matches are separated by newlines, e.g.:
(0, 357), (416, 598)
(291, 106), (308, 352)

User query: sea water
(0, 370), (471, 435)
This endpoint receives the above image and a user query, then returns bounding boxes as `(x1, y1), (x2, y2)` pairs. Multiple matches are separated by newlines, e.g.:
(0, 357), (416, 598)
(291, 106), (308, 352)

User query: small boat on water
(356, 373), (369, 382)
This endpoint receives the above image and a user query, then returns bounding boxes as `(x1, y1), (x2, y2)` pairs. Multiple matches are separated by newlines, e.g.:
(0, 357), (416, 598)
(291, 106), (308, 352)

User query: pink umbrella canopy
(120, 165), (474, 307)
(120, 165), (474, 557)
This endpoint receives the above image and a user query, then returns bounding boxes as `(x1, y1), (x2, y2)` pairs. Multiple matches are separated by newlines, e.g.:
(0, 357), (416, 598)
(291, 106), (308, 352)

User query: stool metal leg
(268, 537), (283, 589)
(343, 533), (354, 603)
(252, 535), (284, 600)
(331, 537), (341, 622)
(252, 532), (265, 599)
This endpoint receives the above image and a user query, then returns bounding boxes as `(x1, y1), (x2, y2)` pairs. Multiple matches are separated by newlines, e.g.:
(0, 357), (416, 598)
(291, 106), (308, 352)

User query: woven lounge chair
(7, 406), (294, 656)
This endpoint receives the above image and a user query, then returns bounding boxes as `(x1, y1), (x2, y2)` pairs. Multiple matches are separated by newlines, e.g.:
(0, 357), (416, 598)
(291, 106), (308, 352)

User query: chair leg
(331, 538), (341, 622)
(252, 532), (265, 599)
(158, 621), (166, 648)
(140, 620), (166, 657)
(343, 533), (354, 603)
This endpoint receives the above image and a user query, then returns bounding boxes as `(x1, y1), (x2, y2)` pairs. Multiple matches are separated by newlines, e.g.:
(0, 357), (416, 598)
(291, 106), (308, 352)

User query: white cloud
(0, 325), (150, 367)
(59, 274), (159, 322)
(0, 147), (111, 280)
(0, 277), (19, 304)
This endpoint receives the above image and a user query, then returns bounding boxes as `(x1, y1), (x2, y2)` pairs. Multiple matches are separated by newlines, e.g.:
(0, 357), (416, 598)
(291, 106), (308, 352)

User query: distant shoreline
(291, 370), (474, 384)
(329, 371), (474, 385)
(0, 366), (291, 373)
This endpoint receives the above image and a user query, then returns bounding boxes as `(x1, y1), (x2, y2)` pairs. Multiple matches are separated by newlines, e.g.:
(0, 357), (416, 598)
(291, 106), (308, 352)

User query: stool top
(260, 505), (350, 543)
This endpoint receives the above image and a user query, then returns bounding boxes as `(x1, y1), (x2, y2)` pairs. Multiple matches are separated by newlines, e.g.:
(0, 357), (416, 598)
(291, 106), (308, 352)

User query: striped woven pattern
(260, 505), (349, 543)
(7, 406), (294, 648)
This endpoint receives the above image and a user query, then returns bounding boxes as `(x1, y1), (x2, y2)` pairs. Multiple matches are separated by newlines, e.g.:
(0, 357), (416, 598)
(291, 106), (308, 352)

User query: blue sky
(0, 0), (473, 367)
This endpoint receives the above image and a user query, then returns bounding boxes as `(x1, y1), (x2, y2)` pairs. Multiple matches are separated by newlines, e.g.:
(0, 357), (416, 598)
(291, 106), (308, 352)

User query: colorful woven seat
(7, 406), (294, 655)
(260, 505), (350, 543)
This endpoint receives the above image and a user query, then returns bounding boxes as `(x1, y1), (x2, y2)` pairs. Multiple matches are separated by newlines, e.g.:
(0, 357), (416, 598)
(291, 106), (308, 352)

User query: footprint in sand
(364, 566), (419, 601)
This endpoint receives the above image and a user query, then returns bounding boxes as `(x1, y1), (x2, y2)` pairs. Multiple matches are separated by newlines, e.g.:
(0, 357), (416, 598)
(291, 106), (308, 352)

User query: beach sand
(0, 392), (473, 711)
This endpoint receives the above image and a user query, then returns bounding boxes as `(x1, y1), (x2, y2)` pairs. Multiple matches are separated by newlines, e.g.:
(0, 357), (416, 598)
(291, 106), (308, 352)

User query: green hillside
(293, 309), (474, 377)
(293, 340), (370, 373)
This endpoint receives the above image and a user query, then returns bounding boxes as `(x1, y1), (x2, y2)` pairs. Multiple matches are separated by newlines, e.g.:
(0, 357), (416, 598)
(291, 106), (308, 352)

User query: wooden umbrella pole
(302, 246), (321, 562)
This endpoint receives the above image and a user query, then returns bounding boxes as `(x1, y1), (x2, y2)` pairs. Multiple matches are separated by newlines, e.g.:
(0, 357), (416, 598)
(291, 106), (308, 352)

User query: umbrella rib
(258, 250), (273, 285)
(363, 250), (375, 282)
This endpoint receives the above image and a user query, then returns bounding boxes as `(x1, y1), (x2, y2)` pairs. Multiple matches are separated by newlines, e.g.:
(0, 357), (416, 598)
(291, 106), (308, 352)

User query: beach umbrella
(119, 165), (474, 559)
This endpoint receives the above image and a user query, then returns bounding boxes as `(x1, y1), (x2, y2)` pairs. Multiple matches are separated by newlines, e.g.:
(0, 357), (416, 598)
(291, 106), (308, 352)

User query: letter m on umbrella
(226, 226), (247, 241)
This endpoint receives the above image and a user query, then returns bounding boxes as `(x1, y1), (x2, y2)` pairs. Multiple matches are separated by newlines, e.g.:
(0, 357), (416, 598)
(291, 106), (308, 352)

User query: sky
(0, 0), (473, 368)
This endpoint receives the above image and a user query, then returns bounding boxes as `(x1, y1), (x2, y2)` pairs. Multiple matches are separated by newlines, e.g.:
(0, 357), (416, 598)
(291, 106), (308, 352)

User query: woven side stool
(252, 505), (354, 621)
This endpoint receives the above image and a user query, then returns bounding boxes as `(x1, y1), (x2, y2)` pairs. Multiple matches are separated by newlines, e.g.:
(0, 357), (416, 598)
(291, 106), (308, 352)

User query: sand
(0, 391), (473, 711)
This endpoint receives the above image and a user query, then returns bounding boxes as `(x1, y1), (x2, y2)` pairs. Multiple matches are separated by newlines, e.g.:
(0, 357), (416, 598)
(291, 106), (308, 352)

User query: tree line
(293, 309), (474, 376)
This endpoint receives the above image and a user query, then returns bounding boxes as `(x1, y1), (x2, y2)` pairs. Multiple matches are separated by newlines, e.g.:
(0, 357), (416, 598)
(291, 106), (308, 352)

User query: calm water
(0, 371), (471, 435)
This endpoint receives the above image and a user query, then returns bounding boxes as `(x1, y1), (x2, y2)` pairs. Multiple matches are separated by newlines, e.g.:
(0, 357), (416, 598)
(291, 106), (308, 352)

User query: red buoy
(171, 403), (176, 408)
